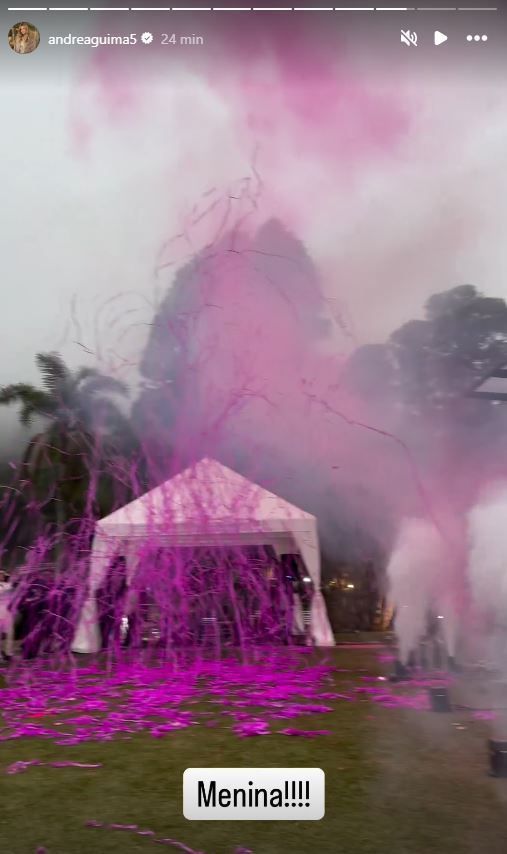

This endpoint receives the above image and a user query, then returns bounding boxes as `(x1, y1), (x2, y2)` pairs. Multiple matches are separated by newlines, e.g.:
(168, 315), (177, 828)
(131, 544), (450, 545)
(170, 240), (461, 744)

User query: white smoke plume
(387, 518), (449, 664)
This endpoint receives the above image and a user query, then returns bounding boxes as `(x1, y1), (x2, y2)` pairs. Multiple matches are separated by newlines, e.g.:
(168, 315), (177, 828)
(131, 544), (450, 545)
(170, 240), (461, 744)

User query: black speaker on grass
(389, 659), (411, 682)
(489, 740), (507, 777)
(428, 686), (451, 712)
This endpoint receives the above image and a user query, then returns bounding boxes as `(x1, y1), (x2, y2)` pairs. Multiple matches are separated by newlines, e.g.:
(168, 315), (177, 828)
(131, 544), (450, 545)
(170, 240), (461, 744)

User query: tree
(344, 284), (507, 508)
(346, 285), (507, 416)
(0, 353), (132, 534)
(132, 218), (334, 476)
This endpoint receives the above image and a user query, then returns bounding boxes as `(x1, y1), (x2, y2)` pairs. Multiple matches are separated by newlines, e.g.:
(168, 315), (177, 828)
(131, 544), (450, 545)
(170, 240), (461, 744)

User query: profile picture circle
(8, 21), (40, 55)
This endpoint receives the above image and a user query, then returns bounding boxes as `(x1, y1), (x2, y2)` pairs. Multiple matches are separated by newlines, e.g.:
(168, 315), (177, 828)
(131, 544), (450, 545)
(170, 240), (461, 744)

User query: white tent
(72, 457), (335, 652)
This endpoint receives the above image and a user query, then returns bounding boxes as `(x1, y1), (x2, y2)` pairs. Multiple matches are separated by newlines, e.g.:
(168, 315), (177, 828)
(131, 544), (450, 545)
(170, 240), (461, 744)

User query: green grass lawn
(1, 648), (507, 854)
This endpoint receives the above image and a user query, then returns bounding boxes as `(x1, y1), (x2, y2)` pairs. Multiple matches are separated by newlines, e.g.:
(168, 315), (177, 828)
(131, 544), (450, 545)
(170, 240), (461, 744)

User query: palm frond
(36, 352), (69, 395)
(0, 384), (55, 422)
(20, 401), (42, 426)
(0, 383), (37, 405)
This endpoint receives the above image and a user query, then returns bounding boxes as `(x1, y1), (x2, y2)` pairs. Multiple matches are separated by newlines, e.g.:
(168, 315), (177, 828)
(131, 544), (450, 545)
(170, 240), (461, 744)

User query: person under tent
(0, 572), (14, 661)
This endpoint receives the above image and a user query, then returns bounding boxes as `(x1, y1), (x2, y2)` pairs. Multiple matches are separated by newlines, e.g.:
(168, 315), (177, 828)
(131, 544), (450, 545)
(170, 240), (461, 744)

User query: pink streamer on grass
(0, 655), (465, 758)
(0, 656), (342, 746)
(234, 719), (270, 737)
(7, 759), (102, 775)
(472, 710), (497, 721)
(86, 820), (207, 852)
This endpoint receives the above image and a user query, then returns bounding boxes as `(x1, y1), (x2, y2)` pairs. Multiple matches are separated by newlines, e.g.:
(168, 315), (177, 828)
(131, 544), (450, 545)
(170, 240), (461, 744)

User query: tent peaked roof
(99, 457), (314, 532)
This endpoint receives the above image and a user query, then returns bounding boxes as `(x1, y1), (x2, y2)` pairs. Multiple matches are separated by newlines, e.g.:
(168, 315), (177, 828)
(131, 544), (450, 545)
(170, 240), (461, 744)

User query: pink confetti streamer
(6, 759), (102, 775)
(86, 821), (207, 853)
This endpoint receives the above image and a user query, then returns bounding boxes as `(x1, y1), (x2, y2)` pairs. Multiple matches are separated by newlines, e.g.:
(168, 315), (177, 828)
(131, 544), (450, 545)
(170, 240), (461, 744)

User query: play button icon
(434, 31), (448, 46)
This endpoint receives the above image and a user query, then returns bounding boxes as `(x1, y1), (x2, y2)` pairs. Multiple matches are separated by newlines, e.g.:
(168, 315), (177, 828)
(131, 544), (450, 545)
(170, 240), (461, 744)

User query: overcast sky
(1, 20), (507, 455)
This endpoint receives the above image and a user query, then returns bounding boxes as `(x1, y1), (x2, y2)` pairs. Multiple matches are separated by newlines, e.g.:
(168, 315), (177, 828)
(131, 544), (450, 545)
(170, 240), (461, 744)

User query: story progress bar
(6, 6), (501, 12)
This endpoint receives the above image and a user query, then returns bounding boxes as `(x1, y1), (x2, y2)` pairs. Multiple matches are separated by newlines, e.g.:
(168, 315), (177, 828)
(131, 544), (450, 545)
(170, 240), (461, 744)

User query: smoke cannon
(427, 686), (451, 713)
(488, 739), (507, 777)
